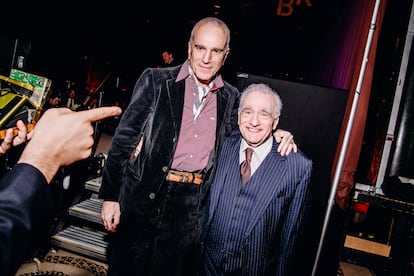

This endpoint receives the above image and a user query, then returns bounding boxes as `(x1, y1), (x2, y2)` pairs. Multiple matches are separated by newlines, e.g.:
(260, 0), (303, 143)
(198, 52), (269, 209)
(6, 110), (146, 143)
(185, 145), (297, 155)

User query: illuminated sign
(276, 0), (313, 16)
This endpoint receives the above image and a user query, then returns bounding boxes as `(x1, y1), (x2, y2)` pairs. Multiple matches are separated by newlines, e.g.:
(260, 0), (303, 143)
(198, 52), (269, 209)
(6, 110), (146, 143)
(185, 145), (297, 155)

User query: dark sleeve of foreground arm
(0, 163), (53, 275)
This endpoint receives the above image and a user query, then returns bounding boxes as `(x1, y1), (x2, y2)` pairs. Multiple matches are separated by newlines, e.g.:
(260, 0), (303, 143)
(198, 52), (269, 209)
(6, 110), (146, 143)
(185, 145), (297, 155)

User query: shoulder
(272, 139), (312, 166)
(227, 129), (241, 141)
(218, 81), (240, 111)
(134, 66), (181, 91)
(141, 64), (181, 80)
(223, 80), (240, 96)
(223, 79), (238, 90)
(222, 130), (241, 147)
(219, 131), (241, 158)
(284, 149), (313, 169)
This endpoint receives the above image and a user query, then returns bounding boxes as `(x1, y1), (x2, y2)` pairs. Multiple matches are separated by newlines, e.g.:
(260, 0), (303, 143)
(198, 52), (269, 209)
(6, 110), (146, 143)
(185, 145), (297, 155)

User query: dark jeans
(107, 180), (204, 276)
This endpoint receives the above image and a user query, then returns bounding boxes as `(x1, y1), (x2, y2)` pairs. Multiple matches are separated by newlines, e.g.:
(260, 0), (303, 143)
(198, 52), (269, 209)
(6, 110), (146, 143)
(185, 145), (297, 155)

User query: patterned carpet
(15, 249), (107, 276)
(15, 248), (373, 276)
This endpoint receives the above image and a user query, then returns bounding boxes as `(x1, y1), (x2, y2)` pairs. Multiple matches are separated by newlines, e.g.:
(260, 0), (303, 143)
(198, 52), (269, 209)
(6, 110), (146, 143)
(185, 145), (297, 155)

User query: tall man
(99, 17), (296, 275)
(199, 83), (313, 275)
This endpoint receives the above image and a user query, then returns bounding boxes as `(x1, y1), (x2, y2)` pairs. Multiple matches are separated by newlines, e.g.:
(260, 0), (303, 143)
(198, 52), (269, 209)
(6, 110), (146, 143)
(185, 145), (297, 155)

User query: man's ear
(222, 48), (230, 65)
(187, 43), (192, 58)
(272, 117), (279, 131)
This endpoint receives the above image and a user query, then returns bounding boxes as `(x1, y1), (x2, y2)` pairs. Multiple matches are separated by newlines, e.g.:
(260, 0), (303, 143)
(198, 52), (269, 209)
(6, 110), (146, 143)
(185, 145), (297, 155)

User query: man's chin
(245, 140), (260, 148)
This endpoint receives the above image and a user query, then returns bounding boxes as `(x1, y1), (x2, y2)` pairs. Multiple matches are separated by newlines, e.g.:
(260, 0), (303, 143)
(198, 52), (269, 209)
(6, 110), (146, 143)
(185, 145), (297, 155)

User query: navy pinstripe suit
(200, 131), (313, 275)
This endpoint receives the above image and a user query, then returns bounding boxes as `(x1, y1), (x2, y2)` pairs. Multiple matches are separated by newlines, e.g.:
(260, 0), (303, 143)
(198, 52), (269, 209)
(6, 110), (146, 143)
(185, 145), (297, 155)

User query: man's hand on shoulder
(274, 129), (298, 156)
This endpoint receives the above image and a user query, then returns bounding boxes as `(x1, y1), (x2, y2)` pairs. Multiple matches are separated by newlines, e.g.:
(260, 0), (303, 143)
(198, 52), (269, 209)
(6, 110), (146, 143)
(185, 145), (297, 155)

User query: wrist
(18, 146), (60, 184)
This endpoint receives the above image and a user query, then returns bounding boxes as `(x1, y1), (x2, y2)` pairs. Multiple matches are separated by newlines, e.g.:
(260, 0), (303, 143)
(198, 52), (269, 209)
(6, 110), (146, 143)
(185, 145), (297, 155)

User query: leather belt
(166, 169), (203, 185)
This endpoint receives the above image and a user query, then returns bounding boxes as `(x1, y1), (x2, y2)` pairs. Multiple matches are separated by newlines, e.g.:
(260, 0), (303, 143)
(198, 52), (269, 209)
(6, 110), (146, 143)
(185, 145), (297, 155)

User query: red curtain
(330, 0), (388, 210)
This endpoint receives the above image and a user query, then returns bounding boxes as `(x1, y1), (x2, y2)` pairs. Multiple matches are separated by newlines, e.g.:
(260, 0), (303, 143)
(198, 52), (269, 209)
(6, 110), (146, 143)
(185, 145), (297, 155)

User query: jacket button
(162, 166), (168, 172)
(172, 137), (176, 143)
(149, 193), (156, 199)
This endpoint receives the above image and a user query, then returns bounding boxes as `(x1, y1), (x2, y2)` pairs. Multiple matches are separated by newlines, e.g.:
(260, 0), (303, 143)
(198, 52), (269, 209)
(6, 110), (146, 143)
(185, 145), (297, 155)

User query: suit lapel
(216, 87), (227, 132)
(208, 135), (241, 223)
(202, 87), (235, 193)
(166, 78), (185, 137)
(245, 140), (287, 235)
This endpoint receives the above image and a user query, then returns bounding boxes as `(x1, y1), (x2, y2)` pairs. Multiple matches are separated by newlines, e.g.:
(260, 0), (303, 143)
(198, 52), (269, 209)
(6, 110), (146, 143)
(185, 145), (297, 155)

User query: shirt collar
(240, 136), (273, 164)
(176, 60), (224, 90)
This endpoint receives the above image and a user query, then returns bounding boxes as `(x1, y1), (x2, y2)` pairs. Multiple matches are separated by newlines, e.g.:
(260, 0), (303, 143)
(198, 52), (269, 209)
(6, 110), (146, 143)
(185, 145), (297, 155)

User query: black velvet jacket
(98, 63), (239, 217)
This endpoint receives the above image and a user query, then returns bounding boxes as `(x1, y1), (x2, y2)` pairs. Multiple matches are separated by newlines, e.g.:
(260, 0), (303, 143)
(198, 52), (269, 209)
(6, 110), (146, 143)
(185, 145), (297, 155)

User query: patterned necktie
(194, 86), (207, 110)
(240, 147), (254, 184)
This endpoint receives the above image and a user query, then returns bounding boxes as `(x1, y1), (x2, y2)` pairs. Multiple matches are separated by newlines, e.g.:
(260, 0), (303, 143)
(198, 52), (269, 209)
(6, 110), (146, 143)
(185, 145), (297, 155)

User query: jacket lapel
(208, 135), (241, 223)
(166, 77), (185, 137)
(203, 86), (236, 193)
(245, 140), (287, 235)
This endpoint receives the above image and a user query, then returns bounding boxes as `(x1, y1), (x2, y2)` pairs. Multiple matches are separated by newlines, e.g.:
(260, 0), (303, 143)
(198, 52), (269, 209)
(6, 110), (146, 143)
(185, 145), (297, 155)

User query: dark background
(1, 0), (348, 93)
(2, 0), (413, 195)
(3, 1), (414, 274)
(2, 0), (413, 194)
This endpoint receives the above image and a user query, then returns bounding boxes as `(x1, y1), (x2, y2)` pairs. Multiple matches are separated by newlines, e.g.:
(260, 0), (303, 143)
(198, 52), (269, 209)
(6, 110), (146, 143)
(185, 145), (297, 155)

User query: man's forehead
(194, 25), (227, 43)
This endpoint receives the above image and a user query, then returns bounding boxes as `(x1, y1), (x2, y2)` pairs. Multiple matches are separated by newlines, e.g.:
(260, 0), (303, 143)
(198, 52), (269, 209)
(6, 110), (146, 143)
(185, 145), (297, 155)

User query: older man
(199, 83), (313, 275)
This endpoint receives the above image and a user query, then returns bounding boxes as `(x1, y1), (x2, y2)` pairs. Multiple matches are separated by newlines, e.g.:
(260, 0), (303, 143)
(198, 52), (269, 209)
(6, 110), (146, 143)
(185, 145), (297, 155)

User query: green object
(9, 69), (51, 109)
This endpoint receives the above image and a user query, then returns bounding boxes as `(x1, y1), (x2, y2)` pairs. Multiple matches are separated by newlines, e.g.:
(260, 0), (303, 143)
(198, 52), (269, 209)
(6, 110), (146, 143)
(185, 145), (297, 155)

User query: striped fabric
(200, 131), (313, 275)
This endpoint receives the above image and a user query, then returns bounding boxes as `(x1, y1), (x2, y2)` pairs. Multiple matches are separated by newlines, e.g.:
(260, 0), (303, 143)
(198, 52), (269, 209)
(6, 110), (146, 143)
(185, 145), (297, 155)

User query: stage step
(69, 198), (103, 225)
(84, 176), (102, 192)
(51, 225), (108, 261)
(50, 172), (109, 262)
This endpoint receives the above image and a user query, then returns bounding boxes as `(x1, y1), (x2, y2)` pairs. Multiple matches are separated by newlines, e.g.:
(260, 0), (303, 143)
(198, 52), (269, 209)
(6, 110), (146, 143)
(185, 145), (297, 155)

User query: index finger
(77, 106), (122, 122)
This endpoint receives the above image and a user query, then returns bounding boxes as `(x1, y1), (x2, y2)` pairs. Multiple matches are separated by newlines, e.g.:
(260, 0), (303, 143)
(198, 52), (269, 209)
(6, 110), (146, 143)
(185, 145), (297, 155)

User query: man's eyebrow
(194, 44), (225, 52)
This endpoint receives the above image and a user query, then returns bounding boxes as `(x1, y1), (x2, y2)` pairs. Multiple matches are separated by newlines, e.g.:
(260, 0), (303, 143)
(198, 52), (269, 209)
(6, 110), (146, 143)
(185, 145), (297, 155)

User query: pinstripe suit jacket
(200, 131), (313, 275)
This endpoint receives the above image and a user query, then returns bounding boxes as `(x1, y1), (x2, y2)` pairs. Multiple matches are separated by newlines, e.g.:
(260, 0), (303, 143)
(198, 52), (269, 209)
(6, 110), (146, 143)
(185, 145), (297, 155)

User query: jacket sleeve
(99, 68), (158, 201)
(0, 163), (53, 276)
(277, 156), (313, 275)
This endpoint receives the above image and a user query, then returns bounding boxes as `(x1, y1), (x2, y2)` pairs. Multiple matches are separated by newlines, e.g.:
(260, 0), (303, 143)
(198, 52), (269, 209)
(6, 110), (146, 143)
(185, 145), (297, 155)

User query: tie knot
(245, 147), (253, 162)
